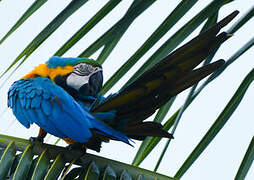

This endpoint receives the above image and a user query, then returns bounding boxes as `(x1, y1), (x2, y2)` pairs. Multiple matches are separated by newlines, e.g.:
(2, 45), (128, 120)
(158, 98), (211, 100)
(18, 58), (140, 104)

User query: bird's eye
(79, 64), (85, 71)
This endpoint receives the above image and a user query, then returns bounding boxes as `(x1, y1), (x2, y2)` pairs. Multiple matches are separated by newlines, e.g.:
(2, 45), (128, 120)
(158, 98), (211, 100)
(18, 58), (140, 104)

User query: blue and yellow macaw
(8, 11), (238, 152)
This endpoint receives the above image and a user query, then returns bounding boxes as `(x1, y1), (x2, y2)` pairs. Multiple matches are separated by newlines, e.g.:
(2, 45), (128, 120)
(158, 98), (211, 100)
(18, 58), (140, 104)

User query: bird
(8, 11), (238, 152)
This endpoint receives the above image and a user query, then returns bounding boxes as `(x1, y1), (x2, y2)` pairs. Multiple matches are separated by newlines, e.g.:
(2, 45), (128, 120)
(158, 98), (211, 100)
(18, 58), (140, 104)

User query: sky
(0, 1), (253, 179)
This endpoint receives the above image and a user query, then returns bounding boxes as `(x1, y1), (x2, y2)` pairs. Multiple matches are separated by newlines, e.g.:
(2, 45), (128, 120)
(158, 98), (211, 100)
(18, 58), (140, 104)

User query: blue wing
(8, 77), (130, 144)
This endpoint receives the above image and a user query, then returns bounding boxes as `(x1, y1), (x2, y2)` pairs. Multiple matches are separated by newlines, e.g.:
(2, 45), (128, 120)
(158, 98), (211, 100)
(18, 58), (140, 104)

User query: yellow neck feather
(22, 64), (73, 81)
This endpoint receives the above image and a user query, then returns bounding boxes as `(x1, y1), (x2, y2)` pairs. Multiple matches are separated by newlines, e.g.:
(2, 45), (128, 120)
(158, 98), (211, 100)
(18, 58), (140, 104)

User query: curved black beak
(79, 71), (103, 97)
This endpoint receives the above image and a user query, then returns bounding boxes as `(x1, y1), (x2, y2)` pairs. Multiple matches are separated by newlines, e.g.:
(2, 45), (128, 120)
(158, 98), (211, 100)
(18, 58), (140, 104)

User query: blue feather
(28, 89), (36, 98)
(41, 99), (52, 116)
(13, 98), (30, 128)
(42, 92), (50, 99)
(47, 56), (92, 68)
(20, 106), (32, 128)
(8, 88), (15, 97)
(8, 93), (13, 107)
(8, 77), (131, 146)
(25, 86), (34, 93)
(93, 111), (116, 123)
(8, 77), (94, 143)
(20, 97), (26, 108)
(36, 88), (43, 95)
(25, 98), (31, 109)
(34, 108), (65, 138)
(31, 95), (41, 108)
(26, 108), (37, 124)
(90, 118), (131, 145)
(12, 94), (17, 112)
(19, 91), (25, 99)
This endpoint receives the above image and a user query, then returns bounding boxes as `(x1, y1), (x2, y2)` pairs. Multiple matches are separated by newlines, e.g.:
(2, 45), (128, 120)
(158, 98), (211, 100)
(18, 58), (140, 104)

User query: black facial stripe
(54, 74), (79, 98)
(74, 63), (102, 76)
(72, 70), (88, 76)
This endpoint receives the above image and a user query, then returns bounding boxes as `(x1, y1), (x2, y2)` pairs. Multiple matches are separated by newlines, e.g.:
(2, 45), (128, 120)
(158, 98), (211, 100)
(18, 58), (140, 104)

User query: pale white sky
(0, 1), (253, 179)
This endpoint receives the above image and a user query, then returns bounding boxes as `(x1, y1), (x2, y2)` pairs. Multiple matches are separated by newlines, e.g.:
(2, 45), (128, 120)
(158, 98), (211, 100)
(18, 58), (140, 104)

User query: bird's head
(22, 56), (103, 97)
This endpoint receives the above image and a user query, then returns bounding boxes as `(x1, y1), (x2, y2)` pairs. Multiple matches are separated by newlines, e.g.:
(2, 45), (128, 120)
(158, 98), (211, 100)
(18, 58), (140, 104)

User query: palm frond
(0, 135), (175, 180)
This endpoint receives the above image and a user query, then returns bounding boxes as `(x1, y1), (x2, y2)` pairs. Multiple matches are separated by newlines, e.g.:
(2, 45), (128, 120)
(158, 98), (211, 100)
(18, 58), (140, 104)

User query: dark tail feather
(117, 59), (225, 117)
(168, 59), (225, 97)
(92, 12), (238, 114)
(90, 11), (237, 142)
(122, 11), (238, 92)
(124, 122), (174, 140)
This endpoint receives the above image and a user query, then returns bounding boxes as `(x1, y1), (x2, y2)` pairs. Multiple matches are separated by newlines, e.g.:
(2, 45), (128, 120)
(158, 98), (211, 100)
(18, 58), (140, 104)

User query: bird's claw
(66, 142), (86, 154)
(29, 136), (44, 146)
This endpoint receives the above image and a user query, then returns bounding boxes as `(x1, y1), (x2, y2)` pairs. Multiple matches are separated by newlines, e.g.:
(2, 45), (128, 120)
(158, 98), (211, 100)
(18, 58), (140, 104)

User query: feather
(8, 11), (239, 151)
(25, 98), (31, 109)
(88, 11), (238, 141)
(31, 95), (41, 108)
(90, 118), (131, 145)
(9, 77), (132, 145)
(13, 98), (30, 128)
(91, 11), (238, 114)
(41, 99), (52, 116)
(124, 122), (173, 139)
(19, 97), (26, 108)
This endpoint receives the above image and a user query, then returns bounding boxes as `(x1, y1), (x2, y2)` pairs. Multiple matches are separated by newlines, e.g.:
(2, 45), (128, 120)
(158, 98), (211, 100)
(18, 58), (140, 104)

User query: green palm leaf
(78, 0), (157, 61)
(54, 0), (122, 57)
(235, 136), (254, 180)
(0, 0), (48, 45)
(132, 9), (254, 167)
(0, 135), (175, 180)
(175, 67), (254, 179)
(0, 0), (89, 78)
(0, 1), (253, 179)
(100, 0), (199, 94)
(122, 0), (234, 90)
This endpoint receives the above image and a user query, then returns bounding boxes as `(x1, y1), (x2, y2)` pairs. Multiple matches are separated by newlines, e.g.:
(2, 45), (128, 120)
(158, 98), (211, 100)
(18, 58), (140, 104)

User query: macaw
(8, 11), (238, 152)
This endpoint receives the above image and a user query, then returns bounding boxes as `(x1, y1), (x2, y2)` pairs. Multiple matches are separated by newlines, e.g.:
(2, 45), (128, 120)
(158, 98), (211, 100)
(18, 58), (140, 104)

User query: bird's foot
(29, 136), (44, 146)
(66, 142), (86, 154)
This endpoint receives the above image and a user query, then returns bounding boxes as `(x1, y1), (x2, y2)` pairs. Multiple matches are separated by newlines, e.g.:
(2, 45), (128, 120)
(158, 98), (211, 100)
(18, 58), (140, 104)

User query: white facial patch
(66, 73), (90, 90)
(66, 63), (102, 90)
